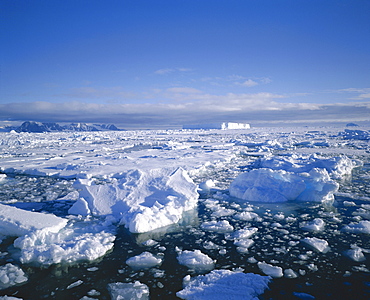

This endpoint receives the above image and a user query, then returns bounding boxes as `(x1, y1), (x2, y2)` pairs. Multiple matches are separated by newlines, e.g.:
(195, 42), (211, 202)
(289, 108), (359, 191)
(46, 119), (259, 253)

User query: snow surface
(176, 269), (270, 299)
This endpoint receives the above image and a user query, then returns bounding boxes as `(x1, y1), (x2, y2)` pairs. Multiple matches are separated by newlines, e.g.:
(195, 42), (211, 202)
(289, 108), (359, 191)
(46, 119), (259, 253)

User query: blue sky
(1, 0), (370, 129)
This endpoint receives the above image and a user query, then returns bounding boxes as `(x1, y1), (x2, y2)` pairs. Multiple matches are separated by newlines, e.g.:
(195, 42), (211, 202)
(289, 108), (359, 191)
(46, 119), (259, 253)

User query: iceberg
(69, 167), (199, 233)
(176, 269), (270, 299)
(229, 168), (338, 203)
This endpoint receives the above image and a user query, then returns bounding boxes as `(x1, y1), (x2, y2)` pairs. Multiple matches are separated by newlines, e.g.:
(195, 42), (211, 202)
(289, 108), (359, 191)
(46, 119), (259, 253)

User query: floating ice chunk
(198, 180), (216, 194)
(0, 203), (68, 237)
(126, 252), (162, 270)
(176, 269), (270, 300)
(66, 279), (83, 289)
(177, 250), (215, 272)
(226, 227), (258, 240)
(108, 281), (149, 300)
(229, 168), (338, 203)
(67, 198), (90, 216)
(293, 292), (316, 300)
(234, 239), (254, 253)
(344, 247), (366, 262)
(211, 207), (235, 217)
(342, 220), (370, 234)
(70, 167), (199, 233)
(300, 218), (325, 232)
(284, 268), (298, 278)
(257, 262), (283, 278)
(301, 237), (330, 253)
(0, 296), (23, 300)
(233, 211), (260, 221)
(0, 174), (6, 181)
(0, 263), (27, 290)
(13, 222), (115, 265)
(200, 220), (234, 233)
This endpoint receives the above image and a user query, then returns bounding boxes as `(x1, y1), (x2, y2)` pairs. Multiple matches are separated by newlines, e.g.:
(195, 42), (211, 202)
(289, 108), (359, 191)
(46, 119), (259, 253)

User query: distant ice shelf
(183, 122), (250, 130)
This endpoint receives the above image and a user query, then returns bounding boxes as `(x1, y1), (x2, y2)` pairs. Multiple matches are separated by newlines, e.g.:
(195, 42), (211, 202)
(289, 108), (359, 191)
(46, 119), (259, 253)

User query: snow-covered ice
(177, 269), (270, 299)
(0, 264), (27, 290)
(301, 237), (330, 253)
(257, 262), (284, 278)
(69, 167), (199, 233)
(0, 203), (67, 237)
(177, 250), (215, 272)
(126, 252), (162, 270)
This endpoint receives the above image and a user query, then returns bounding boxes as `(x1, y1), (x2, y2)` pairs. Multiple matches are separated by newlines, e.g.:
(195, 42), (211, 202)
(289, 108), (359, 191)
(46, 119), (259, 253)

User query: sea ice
(108, 281), (149, 300)
(0, 263), (27, 290)
(126, 252), (162, 270)
(342, 220), (370, 234)
(301, 237), (330, 253)
(13, 221), (115, 265)
(0, 203), (67, 237)
(200, 220), (234, 233)
(69, 167), (199, 233)
(257, 262), (284, 278)
(229, 168), (338, 203)
(0, 174), (6, 181)
(177, 250), (215, 272)
(300, 218), (325, 232)
(344, 248), (366, 262)
(176, 269), (270, 300)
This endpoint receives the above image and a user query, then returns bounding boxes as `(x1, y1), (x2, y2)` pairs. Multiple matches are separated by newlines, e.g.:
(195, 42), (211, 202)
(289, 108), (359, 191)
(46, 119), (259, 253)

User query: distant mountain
(12, 121), (123, 133)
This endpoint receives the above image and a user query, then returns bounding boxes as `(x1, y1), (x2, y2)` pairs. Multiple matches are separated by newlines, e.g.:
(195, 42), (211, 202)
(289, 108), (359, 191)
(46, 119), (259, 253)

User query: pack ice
(69, 167), (199, 233)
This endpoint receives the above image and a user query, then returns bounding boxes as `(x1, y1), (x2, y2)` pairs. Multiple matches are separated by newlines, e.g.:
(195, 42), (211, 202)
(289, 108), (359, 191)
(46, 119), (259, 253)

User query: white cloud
(154, 68), (193, 75)
(240, 79), (258, 87)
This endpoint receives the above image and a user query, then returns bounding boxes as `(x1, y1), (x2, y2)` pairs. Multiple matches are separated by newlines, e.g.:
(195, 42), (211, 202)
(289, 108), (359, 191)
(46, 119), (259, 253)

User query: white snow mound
(176, 269), (270, 300)
(69, 167), (199, 233)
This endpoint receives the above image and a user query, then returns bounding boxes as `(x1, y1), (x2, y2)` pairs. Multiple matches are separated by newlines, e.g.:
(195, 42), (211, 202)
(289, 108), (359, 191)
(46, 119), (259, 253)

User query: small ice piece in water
(198, 180), (216, 194)
(342, 220), (370, 234)
(200, 220), (234, 233)
(176, 269), (270, 300)
(126, 252), (162, 270)
(293, 292), (316, 300)
(284, 269), (298, 278)
(227, 227), (258, 240)
(108, 281), (149, 300)
(300, 218), (325, 232)
(0, 174), (6, 181)
(344, 247), (366, 262)
(0, 263), (28, 290)
(233, 211), (260, 221)
(257, 262), (283, 278)
(66, 279), (83, 289)
(301, 237), (330, 253)
(177, 250), (215, 272)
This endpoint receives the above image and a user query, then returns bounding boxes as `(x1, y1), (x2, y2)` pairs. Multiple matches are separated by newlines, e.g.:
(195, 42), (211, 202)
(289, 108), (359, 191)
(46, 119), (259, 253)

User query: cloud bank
(1, 91), (369, 129)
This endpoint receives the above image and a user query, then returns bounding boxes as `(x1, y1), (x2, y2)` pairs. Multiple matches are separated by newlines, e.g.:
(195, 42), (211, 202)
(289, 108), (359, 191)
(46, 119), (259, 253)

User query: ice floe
(301, 237), (330, 253)
(69, 167), (198, 233)
(0, 203), (67, 237)
(177, 249), (215, 272)
(342, 220), (370, 234)
(257, 262), (284, 278)
(176, 269), (270, 300)
(0, 263), (27, 290)
(229, 168), (338, 203)
(126, 252), (163, 270)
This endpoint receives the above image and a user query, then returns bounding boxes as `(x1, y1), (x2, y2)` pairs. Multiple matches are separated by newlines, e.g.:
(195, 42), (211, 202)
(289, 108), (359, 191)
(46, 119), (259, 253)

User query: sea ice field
(0, 125), (369, 299)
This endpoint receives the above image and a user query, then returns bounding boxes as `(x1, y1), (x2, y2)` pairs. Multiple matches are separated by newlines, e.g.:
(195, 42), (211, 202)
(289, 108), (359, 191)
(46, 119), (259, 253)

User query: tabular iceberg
(69, 167), (199, 233)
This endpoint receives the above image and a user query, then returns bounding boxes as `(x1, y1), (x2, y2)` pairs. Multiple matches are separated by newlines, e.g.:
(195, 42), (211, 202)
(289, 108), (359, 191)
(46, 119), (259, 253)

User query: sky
(1, 0), (370, 129)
